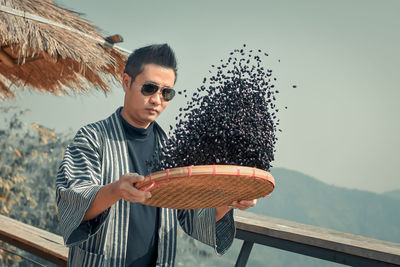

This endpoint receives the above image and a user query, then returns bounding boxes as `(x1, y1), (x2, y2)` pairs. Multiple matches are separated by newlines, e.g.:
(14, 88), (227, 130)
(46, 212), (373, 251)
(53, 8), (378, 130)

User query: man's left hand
(216, 199), (257, 222)
(230, 199), (257, 210)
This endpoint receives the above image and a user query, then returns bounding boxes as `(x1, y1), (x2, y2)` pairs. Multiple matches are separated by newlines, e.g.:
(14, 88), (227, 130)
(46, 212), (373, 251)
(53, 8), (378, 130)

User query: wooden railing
(0, 214), (67, 266)
(1, 211), (400, 266)
(234, 211), (400, 267)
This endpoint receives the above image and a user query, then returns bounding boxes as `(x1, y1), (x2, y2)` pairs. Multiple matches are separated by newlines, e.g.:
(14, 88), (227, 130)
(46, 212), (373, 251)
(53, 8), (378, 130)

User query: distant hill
(175, 167), (400, 267)
(383, 189), (400, 201)
(255, 168), (400, 243)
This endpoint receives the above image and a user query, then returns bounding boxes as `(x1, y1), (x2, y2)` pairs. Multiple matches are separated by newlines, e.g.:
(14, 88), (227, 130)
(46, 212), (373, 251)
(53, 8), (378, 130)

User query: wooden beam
(105, 34), (123, 44)
(0, 48), (15, 67)
(0, 47), (46, 66)
(0, 215), (68, 266)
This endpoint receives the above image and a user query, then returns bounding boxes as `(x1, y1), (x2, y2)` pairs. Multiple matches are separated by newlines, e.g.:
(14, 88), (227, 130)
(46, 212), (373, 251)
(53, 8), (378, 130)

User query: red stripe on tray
(188, 166), (192, 176)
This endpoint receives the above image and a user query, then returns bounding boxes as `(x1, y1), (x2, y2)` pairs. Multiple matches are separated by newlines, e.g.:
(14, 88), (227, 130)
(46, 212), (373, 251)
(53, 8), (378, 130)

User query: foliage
(0, 106), (72, 266)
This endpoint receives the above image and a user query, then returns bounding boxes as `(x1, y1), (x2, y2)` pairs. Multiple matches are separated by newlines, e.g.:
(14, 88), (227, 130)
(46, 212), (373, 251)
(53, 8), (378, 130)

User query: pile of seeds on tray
(152, 45), (285, 172)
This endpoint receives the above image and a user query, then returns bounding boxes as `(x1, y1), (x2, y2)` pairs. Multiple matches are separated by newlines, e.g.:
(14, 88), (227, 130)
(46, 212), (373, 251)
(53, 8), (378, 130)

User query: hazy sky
(4, 0), (400, 193)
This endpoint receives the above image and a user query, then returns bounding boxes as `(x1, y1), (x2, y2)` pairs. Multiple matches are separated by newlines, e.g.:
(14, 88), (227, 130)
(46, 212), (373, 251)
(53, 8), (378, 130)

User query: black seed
(150, 45), (290, 173)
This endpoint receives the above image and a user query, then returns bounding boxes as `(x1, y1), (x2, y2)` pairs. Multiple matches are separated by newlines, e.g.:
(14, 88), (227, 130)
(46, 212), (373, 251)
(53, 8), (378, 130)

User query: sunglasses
(141, 83), (176, 101)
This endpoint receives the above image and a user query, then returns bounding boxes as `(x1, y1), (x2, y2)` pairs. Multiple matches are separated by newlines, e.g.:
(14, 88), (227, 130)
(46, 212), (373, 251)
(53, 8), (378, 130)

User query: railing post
(235, 240), (254, 267)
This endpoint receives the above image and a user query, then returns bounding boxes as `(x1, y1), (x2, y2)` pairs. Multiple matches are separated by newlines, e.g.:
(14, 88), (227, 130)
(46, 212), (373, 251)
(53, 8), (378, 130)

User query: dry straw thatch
(0, 0), (128, 99)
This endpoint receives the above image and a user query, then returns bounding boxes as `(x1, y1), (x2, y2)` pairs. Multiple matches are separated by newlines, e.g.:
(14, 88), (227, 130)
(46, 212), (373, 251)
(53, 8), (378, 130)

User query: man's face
(121, 64), (175, 128)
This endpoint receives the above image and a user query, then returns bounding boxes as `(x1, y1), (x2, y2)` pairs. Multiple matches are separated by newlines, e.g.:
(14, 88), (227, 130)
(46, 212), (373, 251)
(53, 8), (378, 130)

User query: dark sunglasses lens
(141, 84), (159, 96)
(162, 88), (175, 101)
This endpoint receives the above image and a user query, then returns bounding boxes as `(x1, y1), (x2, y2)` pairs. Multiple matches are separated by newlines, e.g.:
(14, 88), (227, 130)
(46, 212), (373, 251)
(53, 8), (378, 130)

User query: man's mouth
(146, 108), (159, 114)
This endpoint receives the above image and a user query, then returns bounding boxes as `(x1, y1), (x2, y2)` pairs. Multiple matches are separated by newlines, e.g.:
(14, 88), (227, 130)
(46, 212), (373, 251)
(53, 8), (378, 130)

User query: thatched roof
(0, 0), (129, 99)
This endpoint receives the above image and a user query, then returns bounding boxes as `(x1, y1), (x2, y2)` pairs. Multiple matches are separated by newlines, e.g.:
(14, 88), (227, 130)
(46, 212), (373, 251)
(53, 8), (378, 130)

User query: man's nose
(149, 91), (162, 105)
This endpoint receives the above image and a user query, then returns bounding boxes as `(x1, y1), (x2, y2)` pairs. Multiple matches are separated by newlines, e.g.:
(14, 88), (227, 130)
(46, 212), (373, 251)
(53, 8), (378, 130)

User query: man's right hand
(117, 173), (152, 203)
(83, 172), (152, 221)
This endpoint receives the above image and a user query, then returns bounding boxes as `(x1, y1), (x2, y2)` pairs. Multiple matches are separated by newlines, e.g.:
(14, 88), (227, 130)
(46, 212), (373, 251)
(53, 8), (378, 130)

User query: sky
(3, 0), (400, 193)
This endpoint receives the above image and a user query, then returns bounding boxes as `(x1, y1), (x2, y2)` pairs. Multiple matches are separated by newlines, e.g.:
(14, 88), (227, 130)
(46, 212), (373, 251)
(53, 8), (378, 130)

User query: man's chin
(143, 114), (158, 123)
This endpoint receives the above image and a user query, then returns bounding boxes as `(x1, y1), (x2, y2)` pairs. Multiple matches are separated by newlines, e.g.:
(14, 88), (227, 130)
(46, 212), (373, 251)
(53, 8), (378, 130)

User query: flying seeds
(153, 46), (283, 172)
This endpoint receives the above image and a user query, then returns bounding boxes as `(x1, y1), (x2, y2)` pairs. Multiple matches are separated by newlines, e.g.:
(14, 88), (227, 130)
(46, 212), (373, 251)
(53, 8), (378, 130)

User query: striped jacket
(56, 108), (235, 267)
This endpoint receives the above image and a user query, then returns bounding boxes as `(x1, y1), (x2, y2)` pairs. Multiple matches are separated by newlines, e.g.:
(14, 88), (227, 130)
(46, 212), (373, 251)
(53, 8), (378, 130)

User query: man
(56, 44), (256, 267)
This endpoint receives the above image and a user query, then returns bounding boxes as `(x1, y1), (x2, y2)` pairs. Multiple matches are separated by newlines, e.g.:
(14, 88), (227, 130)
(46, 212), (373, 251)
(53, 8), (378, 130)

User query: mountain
(175, 167), (400, 267)
(256, 168), (400, 243)
(383, 189), (400, 201)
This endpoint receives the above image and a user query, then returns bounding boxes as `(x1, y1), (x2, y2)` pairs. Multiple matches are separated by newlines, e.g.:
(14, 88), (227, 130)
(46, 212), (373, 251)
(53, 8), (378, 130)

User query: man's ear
(122, 73), (131, 92)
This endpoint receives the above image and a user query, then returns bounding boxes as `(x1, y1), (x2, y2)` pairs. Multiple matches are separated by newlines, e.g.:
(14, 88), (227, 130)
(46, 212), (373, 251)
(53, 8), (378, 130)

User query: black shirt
(119, 112), (160, 267)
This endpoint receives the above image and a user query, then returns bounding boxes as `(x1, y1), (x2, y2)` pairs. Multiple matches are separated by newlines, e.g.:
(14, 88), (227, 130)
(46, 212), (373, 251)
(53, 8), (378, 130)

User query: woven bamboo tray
(135, 165), (275, 209)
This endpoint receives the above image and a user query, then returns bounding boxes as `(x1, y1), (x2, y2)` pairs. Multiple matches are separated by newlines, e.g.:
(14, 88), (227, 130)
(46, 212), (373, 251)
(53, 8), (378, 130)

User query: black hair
(124, 44), (178, 85)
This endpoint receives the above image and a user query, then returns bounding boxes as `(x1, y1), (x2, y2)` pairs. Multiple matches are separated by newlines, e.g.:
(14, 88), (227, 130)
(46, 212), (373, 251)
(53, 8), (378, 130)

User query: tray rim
(136, 164), (275, 192)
